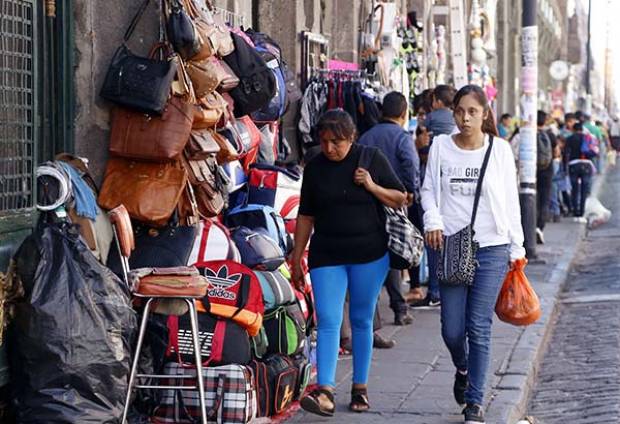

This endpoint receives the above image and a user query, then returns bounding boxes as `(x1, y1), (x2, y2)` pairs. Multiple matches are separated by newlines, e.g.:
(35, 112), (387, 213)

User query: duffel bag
(225, 204), (288, 254)
(187, 219), (240, 264)
(195, 260), (264, 337)
(165, 311), (251, 366)
(263, 303), (306, 356)
(152, 362), (256, 424)
(255, 269), (296, 310)
(231, 226), (285, 272)
(249, 354), (298, 417)
(246, 164), (300, 209)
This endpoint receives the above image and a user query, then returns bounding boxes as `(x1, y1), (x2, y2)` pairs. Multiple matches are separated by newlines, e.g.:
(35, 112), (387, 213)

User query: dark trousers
(569, 162), (593, 217)
(536, 165), (554, 230)
(384, 270), (407, 314)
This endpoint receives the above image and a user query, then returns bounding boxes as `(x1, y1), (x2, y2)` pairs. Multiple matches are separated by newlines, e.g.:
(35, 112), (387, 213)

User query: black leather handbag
(166, 0), (201, 60)
(100, 0), (178, 115)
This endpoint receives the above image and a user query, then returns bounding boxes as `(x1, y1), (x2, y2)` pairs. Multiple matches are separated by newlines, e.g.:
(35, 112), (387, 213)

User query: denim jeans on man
(569, 162), (594, 217)
(439, 244), (510, 405)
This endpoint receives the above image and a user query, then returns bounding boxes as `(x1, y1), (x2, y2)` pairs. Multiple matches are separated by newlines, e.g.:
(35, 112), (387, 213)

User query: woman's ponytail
(482, 107), (499, 137)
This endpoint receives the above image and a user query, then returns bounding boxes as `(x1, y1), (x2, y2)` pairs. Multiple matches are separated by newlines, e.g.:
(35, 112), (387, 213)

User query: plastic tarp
(8, 221), (136, 423)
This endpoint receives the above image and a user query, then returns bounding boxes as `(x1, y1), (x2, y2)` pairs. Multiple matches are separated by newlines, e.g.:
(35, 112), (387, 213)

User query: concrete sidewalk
(285, 214), (588, 423)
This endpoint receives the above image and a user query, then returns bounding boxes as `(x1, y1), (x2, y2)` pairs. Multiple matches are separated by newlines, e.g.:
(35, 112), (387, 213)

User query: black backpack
(249, 354), (299, 417)
(537, 130), (553, 169)
(222, 32), (276, 117)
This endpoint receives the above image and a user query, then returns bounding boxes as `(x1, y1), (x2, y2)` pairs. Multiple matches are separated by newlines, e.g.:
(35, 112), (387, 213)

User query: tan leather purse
(181, 154), (225, 217)
(186, 128), (221, 160)
(98, 158), (188, 227)
(185, 57), (222, 98)
(192, 91), (228, 129)
(217, 60), (240, 91)
(132, 266), (209, 297)
(108, 95), (194, 162)
(185, 0), (234, 58)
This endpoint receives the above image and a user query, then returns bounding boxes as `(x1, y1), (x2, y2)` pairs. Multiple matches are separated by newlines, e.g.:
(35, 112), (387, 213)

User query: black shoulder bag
(437, 136), (494, 286)
(100, 0), (178, 115)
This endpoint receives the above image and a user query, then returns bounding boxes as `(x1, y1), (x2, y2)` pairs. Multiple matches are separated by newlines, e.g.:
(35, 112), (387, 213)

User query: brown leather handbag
(186, 129), (221, 160)
(98, 158), (188, 227)
(185, 57), (222, 98)
(109, 95), (194, 162)
(192, 91), (228, 129)
(182, 154), (225, 217)
(217, 60), (239, 91)
(132, 266), (209, 297)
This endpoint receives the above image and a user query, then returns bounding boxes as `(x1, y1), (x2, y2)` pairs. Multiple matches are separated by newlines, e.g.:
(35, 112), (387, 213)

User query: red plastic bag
(495, 258), (542, 325)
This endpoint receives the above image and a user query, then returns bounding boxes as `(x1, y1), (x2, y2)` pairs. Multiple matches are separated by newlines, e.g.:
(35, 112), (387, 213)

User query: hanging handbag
(357, 146), (424, 270)
(166, 0), (217, 61)
(192, 91), (228, 129)
(100, 0), (178, 115)
(98, 158), (188, 227)
(108, 94), (194, 162)
(185, 0), (234, 57)
(186, 128), (221, 160)
(437, 136), (495, 285)
(217, 60), (240, 91)
(185, 57), (222, 98)
(181, 153), (226, 217)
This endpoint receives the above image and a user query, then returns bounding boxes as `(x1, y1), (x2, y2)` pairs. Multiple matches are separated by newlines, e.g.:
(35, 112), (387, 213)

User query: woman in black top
(291, 109), (406, 416)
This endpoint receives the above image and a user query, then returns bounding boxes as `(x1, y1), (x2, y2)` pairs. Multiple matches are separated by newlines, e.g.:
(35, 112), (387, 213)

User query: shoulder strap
(471, 135), (494, 227)
(123, 0), (152, 43)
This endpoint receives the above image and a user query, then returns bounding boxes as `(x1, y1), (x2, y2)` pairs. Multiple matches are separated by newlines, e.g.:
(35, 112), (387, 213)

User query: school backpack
(255, 269), (297, 310)
(263, 302), (307, 356)
(152, 362), (256, 424)
(231, 226), (286, 271)
(536, 130), (553, 169)
(222, 32), (276, 117)
(186, 219), (240, 265)
(250, 326), (269, 359)
(165, 311), (251, 366)
(194, 260), (264, 337)
(245, 29), (289, 122)
(226, 204), (289, 254)
(246, 163), (302, 209)
(249, 354), (299, 417)
(580, 132), (600, 159)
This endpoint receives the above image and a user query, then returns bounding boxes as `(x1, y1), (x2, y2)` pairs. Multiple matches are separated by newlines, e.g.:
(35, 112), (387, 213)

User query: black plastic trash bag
(8, 221), (136, 423)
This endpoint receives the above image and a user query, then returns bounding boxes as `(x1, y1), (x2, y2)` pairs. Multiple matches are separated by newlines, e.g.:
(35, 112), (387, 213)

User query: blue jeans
(439, 244), (510, 405)
(550, 180), (560, 216)
(569, 162), (593, 217)
(310, 253), (389, 387)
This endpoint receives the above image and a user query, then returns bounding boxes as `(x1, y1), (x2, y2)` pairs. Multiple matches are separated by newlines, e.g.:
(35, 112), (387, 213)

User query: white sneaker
(535, 228), (545, 244)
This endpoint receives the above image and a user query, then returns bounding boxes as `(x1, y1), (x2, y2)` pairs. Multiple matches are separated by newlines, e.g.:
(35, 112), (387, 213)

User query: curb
(486, 167), (611, 423)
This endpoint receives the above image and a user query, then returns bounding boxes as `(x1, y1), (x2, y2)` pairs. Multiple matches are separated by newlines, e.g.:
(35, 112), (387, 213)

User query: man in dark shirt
(359, 92), (418, 325)
(564, 122), (596, 217)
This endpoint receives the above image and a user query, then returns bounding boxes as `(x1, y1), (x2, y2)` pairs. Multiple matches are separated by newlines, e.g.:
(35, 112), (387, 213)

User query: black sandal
(300, 388), (335, 417)
(349, 386), (370, 413)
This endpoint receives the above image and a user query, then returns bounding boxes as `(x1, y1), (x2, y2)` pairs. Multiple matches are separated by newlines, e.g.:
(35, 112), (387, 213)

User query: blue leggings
(309, 253), (389, 387)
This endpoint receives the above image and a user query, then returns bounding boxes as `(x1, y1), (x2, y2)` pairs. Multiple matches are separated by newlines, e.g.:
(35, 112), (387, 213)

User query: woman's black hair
(315, 109), (357, 141)
(452, 85), (499, 137)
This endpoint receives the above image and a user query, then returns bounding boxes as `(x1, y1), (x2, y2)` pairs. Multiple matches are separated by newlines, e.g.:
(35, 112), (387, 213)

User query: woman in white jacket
(421, 85), (525, 424)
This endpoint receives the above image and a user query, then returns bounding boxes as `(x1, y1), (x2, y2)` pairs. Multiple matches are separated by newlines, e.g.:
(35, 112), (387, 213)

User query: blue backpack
(226, 204), (289, 254)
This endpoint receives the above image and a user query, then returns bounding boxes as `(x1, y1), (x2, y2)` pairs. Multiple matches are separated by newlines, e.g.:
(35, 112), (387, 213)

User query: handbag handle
(470, 135), (494, 228)
(123, 0), (152, 43)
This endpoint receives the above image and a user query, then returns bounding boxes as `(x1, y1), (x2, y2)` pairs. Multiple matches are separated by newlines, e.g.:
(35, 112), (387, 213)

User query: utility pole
(519, 0), (538, 259)
(585, 0), (592, 97)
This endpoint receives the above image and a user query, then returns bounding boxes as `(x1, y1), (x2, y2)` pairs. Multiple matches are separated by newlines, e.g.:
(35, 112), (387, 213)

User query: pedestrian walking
(609, 116), (620, 151)
(359, 91), (419, 326)
(535, 110), (554, 244)
(564, 122), (597, 217)
(421, 85), (525, 424)
(291, 109), (407, 416)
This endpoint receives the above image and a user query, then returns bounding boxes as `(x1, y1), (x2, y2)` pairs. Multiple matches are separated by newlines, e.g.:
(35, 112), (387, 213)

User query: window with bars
(0, 0), (37, 215)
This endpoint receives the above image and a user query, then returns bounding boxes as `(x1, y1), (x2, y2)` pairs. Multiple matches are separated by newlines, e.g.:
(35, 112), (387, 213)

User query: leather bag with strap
(98, 158), (188, 227)
(192, 91), (229, 129)
(186, 128), (221, 160)
(181, 153), (226, 218)
(109, 93), (194, 162)
(100, 0), (178, 115)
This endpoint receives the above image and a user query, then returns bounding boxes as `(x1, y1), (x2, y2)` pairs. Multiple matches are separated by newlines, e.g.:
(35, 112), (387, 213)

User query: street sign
(549, 60), (569, 81)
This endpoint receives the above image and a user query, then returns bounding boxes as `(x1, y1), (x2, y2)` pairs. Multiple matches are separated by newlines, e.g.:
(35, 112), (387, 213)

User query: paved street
(527, 165), (620, 423)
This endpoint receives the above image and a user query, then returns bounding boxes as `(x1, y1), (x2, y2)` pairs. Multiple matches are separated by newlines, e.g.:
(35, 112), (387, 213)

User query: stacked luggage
(93, 1), (312, 422)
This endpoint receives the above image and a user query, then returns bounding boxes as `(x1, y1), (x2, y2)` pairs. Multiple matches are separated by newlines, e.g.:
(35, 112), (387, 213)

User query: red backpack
(194, 260), (265, 336)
